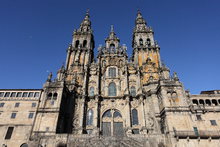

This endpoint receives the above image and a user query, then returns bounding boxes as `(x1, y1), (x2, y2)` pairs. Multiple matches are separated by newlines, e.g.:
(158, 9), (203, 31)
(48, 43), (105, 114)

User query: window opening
(5, 127), (14, 140)
(108, 82), (116, 96)
(86, 109), (93, 126)
(132, 109), (139, 125)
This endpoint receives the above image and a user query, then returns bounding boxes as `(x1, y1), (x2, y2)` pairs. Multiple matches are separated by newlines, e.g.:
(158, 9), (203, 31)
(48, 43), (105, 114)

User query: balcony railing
(174, 130), (220, 139)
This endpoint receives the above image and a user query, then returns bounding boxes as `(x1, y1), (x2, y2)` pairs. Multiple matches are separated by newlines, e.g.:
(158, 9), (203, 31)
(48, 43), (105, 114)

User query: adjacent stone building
(1, 11), (220, 147)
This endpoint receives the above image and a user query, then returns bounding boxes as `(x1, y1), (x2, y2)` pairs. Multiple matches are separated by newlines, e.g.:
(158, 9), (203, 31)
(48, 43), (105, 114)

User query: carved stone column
(139, 95), (146, 127)
(72, 97), (85, 134)
(125, 95), (132, 136)
(93, 95), (100, 136)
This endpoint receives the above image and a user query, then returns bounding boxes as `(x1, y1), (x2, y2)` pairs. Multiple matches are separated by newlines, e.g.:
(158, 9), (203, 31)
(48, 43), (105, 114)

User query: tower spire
(106, 25), (119, 41)
(135, 9), (146, 25)
(78, 10), (91, 32)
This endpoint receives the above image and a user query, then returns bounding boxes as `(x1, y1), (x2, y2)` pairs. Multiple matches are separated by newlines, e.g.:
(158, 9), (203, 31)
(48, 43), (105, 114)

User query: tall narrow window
(83, 40), (87, 47)
(109, 68), (116, 78)
(130, 86), (136, 97)
(48, 93), (52, 100)
(53, 93), (58, 100)
(108, 82), (116, 96)
(193, 127), (199, 136)
(147, 38), (151, 46)
(110, 44), (115, 51)
(132, 109), (139, 125)
(86, 109), (93, 126)
(139, 38), (143, 46)
(75, 40), (79, 48)
(89, 87), (95, 96)
(5, 127), (14, 140)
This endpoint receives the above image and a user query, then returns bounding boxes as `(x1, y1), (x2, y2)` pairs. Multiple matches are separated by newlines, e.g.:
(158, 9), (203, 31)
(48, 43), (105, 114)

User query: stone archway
(102, 109), (124, 137)
(20, 143), (28, 147)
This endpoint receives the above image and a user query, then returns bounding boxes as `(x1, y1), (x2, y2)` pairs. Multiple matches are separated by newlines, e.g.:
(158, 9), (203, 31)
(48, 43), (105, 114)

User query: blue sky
(0, 0), (219, 94)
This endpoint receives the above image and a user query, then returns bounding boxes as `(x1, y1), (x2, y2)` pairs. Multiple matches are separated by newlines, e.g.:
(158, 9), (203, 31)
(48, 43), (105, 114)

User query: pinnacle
(135, 9), (146, 25)
(136, 9), (143, 19)
(111, 25), (114, 33)
(105, 25), (119, 41)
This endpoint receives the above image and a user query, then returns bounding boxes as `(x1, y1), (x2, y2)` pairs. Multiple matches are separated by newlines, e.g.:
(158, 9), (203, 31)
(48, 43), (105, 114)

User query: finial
(137, 9), (142, 18)
(86, 8), (90, 16)
(47, 72), (53, 82)
(137, 8), (141, 14)
(111, 25), (114, 32)
(173, 72), (179, 81)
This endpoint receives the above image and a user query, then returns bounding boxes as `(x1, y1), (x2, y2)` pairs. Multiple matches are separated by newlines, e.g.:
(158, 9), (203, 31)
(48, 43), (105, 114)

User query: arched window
(192, 99), (198, 105)
(109, 67), (116, 78)
(108, 82), (116, 96)
(167, 92), (171, 98)
(171, 92), (177, 98)
(20, 143), (28, 147)
(89, 87), (95, 96)
(102, 60), (106, 67)
(212, 99), (218, 106)
(113, 110), (122, 118)
(199, 99), (205, 105)
(53, 93), (58, 100)
(110, 44), (115, 51)
(119, 60), (123, 67)
(86, 109), (93, 126)
(83, 40), (87, 47)
(48, 93), (52, 99)
(147, 38), (151, 46)
(132, 109), (139, 125)
(75, 40), (79, 48)
(130, 86), (136, 97)
(205, 99), (211, 106)
(139, 38), (143, 46)
(57, 144), (67, 147)
(103, 110), (112, 118)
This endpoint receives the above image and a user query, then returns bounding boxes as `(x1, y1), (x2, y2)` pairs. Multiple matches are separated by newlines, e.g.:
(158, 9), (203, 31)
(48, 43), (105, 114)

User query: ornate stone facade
(1, 11), (220, 147)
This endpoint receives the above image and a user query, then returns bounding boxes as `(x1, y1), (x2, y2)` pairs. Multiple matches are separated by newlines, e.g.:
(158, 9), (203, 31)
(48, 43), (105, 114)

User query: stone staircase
(70, 136), (145, 147)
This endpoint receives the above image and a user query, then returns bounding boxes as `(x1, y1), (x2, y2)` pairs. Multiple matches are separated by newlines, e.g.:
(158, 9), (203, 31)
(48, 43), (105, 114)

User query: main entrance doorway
(102, 109), (124, 137)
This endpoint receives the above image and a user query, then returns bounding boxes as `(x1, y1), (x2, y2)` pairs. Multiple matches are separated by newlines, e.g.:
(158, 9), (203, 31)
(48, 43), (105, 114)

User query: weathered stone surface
(0, 10), (219, 147)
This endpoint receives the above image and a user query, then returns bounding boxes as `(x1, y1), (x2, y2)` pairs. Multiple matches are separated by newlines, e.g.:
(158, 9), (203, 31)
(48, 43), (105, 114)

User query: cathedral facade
(1, 11), (220, 147)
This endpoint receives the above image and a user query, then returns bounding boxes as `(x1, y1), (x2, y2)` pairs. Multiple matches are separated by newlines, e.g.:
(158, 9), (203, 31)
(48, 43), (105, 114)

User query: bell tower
(65, 11), (95, 87)
(132, 10), (161, 84)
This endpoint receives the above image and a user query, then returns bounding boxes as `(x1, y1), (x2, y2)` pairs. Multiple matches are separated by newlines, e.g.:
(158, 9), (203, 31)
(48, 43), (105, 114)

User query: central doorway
(102, 109), (124, 137)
